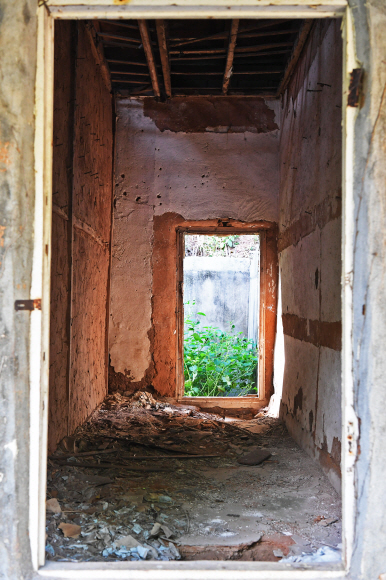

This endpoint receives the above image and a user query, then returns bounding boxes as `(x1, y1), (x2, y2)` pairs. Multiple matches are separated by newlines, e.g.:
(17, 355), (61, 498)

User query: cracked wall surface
(277, 19), (343, 492)
(109, 97), (280, 393)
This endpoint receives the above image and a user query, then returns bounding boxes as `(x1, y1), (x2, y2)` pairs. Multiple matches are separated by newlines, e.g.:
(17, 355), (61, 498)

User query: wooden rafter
(169, 20), (290, 48)
(138, 19), (161, 98)
(222, 19), (239, 95)
(156, 20), (172, 98)
(276, 20), (313, 96)
(97, 32), (142, 44)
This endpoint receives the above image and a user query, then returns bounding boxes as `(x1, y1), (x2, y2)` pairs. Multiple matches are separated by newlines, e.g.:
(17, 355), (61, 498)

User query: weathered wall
(350, 0), (386, 576)
(184, 256), (251, 337)
(109, 97), (280, 395)
(48, 22), (113, 451)
(277, 20), (343, 491)
(48, 21), (76, 452)
(0, 1), (36, 577)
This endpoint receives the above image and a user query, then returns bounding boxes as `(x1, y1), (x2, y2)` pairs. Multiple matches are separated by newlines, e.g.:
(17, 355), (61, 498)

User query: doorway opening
(34, 9), (352, 574)
(183, 233), (260, 398)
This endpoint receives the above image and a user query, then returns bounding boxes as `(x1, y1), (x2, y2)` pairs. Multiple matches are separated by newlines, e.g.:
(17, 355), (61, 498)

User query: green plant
(183, 305), (258, 397)
(202, 235), (239, 256)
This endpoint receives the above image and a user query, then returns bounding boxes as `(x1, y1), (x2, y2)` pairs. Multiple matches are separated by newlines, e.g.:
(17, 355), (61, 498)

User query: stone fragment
(150, 522), (162, 536)
(318, 518), (338, 527)
(161, 524), (173, 538)
(46, 498), (61, 514)
(168, 542), (181, 560)
(237, 448), (271, 465)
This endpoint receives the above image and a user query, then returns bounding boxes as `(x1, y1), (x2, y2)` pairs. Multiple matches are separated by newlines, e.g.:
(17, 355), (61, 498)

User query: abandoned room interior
(45, 16), (344, 566)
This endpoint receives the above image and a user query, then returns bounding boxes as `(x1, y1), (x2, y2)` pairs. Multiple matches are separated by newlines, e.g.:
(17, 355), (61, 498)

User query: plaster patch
(4, 439), (17, 458)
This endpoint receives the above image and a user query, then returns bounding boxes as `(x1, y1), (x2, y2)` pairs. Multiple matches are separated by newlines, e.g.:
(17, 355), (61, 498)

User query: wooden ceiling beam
(276, 20), (313, 96)
(168, 19), (291, 48)
(223, 19), (239, 95)
(138, 20), (161, 98)
(156, 20), (172, 98)
(97, 32), (142, 44)
(111, 79), (152, 85)
(107, 59), (149, 67)
(111, 71), (150, 77)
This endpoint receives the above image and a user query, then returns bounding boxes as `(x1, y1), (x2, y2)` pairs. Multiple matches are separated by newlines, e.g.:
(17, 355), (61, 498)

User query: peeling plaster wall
(0, 1), (36, 577)
(109, 97), (280, 393)
(277, 20), (343, 492)
(48, 22), (113, 452)
(350, 1), (386, 576)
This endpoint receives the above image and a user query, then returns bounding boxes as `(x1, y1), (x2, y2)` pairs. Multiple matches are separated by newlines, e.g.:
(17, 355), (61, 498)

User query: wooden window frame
(32, 2), (358, 578)
(176, 221), (278, 410)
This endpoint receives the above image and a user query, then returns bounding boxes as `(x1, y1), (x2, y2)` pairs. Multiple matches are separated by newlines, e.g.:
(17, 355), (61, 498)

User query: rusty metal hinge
(348, 68), (363, 107)
(15, 299), (41, 311)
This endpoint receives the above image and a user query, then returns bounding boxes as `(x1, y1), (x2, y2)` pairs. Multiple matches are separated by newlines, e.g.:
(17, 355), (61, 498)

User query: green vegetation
(183, 306), (258, 397)
(185, 234), (260, 258)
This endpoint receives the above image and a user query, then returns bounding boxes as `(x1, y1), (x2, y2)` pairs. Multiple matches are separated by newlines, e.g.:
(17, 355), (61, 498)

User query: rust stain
(0, 225), (6, 247)
(282, 313), (341, 351)
(0, 142), (10, 172)
(143, 97), (278, 134)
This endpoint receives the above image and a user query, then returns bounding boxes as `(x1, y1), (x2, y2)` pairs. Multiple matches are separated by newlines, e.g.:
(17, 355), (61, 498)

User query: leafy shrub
(184, 308), (258, 397)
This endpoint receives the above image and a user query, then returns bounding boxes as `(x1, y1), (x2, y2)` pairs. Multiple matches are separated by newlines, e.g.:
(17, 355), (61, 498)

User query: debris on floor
(45, 392), (342, 562)
(280, 545), (342, 564)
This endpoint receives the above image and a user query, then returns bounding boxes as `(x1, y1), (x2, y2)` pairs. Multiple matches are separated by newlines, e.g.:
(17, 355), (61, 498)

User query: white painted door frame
(32, 1), (357, 577)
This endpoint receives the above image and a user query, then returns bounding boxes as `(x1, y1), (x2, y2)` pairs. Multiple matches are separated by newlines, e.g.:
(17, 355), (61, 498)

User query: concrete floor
(45, 393), (341, 563)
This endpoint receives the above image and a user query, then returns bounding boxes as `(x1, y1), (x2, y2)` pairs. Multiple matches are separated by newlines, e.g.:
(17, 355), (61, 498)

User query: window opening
(183, 233), (260, 398)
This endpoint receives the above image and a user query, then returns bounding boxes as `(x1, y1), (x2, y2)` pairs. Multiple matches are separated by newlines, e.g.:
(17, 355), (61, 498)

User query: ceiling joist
(223, 19), (239, 94)
(98, 18), (307, 97)
(156, 20), (172, 98)
(138, 19), (161, 98)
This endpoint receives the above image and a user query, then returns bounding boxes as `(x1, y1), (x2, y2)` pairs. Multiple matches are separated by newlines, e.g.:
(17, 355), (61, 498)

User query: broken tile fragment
(132, 523), (143, 534)
(161, 524), (173, 539)
(116, 535), (140, 548)
(151, 522), (162, 536)
(58, 523), (81, 538)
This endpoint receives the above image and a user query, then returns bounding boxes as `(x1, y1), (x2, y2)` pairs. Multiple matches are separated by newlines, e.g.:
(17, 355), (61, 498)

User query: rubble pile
(45, 392), (342, 563)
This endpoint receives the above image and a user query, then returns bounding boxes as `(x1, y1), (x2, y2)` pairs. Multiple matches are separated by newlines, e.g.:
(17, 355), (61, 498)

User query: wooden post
(138, 19), (160, 98)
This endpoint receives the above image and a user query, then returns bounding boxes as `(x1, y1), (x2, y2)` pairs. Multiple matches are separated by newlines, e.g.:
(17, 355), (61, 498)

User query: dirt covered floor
(45, 392), (342, 563)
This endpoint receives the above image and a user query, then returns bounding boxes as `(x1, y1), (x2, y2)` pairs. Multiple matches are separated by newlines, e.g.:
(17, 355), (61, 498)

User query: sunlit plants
(183, 306), (258, 397)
